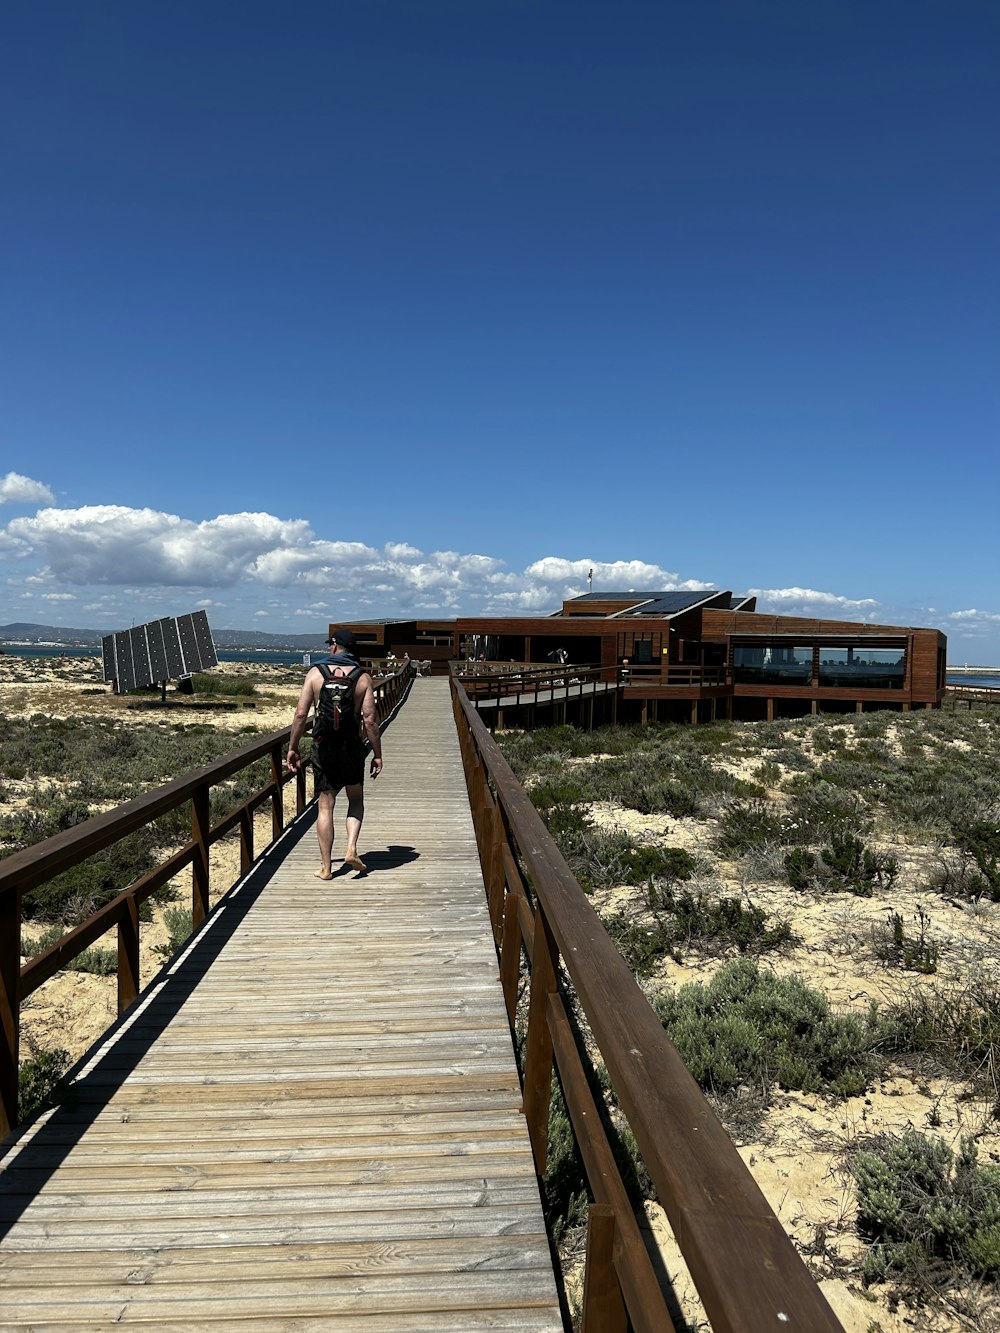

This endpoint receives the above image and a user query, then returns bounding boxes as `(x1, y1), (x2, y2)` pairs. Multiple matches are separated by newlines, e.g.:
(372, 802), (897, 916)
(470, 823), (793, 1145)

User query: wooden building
(333, 590), (947, 722)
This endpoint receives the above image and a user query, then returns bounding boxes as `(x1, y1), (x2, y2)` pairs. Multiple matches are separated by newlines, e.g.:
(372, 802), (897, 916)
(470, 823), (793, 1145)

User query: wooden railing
(450, 675), (844, 1333)
(455, 660), (732, 692)
(0, 661), (412, 1139)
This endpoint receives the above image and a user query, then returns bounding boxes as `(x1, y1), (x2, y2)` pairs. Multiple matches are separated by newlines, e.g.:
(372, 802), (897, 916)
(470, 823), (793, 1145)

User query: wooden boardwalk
(0, 679), (564, 1331)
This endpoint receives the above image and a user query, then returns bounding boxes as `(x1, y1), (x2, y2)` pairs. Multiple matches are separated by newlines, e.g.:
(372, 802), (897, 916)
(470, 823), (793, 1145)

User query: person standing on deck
(285, 628), (383, 877)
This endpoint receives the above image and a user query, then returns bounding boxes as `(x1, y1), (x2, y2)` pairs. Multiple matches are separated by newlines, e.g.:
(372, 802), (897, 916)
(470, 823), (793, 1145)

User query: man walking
(286, 628), (383, 877)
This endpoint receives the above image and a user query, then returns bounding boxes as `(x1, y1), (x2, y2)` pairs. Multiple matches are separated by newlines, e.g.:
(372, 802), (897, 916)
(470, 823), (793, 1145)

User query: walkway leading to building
(0, 678), (563, 1331)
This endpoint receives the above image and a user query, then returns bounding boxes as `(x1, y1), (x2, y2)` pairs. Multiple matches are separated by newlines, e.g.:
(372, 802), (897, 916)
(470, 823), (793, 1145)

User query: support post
(192, 783), (210, 928)
(500, 893), (521, 1024)
(486, 804), (505, 945)
(118, 895), (140, 1014)
(270, 743), (284, 841)
(522, 909), (558, 1173)
(0, 885), (20, 1139)
(239, 808), (253, 874)
(581, 1204), (627, 1333)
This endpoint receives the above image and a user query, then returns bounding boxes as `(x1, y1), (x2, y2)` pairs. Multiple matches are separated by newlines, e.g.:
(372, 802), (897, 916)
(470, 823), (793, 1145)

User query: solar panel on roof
(632, 591), (721, 616)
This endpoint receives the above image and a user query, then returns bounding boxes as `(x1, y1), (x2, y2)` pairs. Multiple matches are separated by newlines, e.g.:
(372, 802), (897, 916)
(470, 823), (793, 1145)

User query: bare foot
(344, 851), (366, 873)
(314, 867), (333, 881)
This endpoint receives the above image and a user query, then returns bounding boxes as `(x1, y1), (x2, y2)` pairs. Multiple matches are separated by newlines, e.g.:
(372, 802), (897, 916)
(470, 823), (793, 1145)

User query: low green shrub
(715, 799), (787, 854)
(155, 906), (193, 958)
(852, 1132), (1000, 1288)
(871, 909), (939, 974)
(622, 844), (698, 883)
(601, 909), (674, 976)
(654, 958), (895, 1098)
(887, 981), (1000, 1103)
(950, 818), (1000, 900)
(820, 832), (899, 897)
(603, 885), (790, 975)
(18, 1047), (70, 1123)
(190, 672), (256, 697)
(785, 847), (819, 890)
(22, 923), (117, 975)
(664, 888), (792, 955)
(785, 780), (872, 843)
(530, 775), (588, 808)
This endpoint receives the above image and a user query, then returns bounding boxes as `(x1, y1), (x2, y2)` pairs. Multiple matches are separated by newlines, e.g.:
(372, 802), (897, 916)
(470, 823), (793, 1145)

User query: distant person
(286, 628), (383, 878)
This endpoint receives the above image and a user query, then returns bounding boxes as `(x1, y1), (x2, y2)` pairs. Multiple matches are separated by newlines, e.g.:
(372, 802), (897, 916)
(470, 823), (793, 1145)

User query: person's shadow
(332, 844), (420, 876)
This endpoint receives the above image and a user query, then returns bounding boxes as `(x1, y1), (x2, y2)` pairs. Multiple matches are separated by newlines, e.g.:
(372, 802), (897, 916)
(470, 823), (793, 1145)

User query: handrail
(458, 665), (608, 701)
(450, 674), (844, 1333)
(0, 660), (413, 1138)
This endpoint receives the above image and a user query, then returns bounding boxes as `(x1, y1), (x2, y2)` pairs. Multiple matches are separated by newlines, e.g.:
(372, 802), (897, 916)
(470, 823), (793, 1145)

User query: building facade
(334, 590), (946, 722)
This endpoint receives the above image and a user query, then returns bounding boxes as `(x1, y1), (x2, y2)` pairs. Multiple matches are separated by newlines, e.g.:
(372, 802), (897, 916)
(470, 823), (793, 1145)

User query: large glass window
(817, 647), (905, 689)
(733, 644), (813, 685)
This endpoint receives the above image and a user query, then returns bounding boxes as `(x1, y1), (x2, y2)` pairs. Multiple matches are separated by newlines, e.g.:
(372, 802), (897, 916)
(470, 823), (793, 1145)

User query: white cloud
(8, 506), (313, 587)
(4, 501), (998, 656)
(748, 586), (880, 615)
(948, 609), (1000, 624)
(0, 472), (55, 505)
(523, 557), (701, 588)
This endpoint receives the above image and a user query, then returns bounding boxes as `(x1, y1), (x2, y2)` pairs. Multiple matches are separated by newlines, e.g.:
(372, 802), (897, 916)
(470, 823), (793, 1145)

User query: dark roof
(627, 591), (724, 616)
(567, 590), (727, 616)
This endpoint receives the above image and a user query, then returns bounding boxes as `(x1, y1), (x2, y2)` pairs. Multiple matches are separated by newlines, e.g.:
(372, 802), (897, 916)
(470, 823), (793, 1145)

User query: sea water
(4, 645), (1000, 687)
(0, 645), (318, 667)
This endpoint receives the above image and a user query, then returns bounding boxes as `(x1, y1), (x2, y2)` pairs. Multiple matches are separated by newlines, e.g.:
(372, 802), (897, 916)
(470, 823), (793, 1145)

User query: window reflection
(817, 648), (905, 689)
(733, 645), (812, 685)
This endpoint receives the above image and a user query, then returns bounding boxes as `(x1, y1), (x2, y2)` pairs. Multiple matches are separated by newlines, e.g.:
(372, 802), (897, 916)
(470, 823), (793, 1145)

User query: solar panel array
(102, 611), (218, 693)
(566, 590), (727, 616)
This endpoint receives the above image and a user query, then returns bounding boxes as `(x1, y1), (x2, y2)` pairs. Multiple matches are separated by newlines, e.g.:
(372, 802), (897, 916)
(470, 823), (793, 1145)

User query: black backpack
(314, 662), (364, 747)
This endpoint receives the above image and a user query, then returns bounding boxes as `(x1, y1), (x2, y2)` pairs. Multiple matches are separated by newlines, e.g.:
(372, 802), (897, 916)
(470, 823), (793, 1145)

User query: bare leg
(315, 790), (336, 879)
(343, 783), (366, 871)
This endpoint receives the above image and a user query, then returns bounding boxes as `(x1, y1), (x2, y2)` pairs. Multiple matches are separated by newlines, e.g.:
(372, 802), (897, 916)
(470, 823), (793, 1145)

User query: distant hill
(0, 622), (327, 650)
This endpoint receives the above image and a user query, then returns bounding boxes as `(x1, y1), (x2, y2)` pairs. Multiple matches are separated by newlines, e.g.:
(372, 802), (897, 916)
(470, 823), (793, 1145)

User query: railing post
(499, 891), (521, 1024)
(192, 783), (210, 928)
(581, 1204), (627, 1333)
(485, 803), (505, 945)
(270, 742), (284, 841)
(522, 907), (558, 1174)
(0, 885), (20, 1139)
(295, 765), (307, 814)
(117, 895), (140, 1014)
(239, 808), (253, 874)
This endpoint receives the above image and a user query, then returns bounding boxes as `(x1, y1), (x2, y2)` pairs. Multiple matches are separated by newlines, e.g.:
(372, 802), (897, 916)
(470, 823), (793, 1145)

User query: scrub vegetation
(497, 706), (1000, 1325)
(0, 713), (276, 922)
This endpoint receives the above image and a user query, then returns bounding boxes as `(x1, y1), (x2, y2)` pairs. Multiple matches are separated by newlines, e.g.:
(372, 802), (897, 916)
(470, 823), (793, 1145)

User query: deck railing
(450, 674), (844, 1333)
(0, 661), (412, 1139)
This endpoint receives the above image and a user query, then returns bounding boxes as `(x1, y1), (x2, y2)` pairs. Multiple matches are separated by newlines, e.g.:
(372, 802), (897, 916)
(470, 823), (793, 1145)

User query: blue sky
(2, 2), (998, 659)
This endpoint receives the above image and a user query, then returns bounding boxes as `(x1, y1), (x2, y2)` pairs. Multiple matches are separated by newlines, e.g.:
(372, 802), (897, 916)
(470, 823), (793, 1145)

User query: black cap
(328, 628), (357, 650)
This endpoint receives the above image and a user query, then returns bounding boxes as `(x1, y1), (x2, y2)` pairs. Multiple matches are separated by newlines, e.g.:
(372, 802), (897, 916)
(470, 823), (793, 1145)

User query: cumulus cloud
(948, 609), (1000, 624)
(8, 507), (313, 587)
(0, 472), (55, 505)
(748, 586), (880, 616)
(5, 502), (998, 652)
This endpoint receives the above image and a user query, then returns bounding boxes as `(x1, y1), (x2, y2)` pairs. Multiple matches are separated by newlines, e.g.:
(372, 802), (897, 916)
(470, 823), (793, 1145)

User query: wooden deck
(0, 679), (564, 1331)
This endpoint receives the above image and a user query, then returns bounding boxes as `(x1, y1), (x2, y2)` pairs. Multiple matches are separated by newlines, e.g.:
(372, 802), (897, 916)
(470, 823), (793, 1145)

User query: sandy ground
(3, 656), (997, 1331)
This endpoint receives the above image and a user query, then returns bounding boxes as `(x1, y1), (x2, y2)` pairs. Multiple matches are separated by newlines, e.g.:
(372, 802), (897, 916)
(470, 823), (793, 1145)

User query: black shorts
(312, 740), (366, 794)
